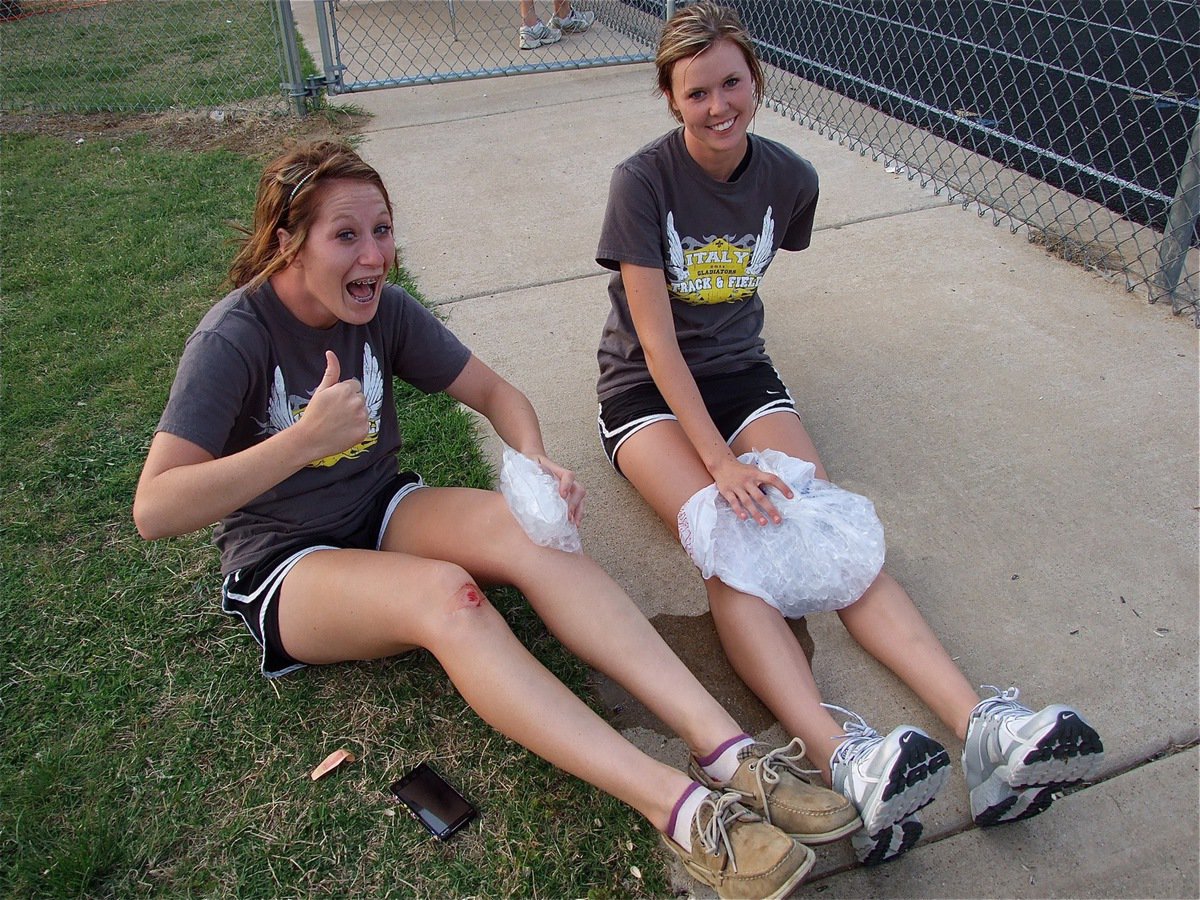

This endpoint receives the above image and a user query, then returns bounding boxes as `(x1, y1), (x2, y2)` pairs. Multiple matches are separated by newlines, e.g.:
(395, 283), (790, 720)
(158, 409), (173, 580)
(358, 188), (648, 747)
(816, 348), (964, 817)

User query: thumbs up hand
(297, 351), (370, 461)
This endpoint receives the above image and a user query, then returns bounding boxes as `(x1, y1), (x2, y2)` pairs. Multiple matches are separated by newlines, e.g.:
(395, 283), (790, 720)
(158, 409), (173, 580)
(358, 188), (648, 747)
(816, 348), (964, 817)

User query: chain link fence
(3, 0), (1196, 317)
(298, 0), (661, 91)
(302, 0), (1196, 317)
(731, 0), (1200, 318)
(1, 0), (291, 116)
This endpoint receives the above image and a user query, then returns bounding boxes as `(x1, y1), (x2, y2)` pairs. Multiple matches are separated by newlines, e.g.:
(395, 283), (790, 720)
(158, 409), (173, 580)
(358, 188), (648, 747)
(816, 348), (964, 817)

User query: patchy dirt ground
(0, 103), (371, 157)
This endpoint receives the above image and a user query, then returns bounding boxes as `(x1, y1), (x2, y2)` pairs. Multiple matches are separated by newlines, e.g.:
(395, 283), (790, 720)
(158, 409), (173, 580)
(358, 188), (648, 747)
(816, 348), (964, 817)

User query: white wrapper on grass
(677, 449), (885, 617)
(499, 446), (582, 554)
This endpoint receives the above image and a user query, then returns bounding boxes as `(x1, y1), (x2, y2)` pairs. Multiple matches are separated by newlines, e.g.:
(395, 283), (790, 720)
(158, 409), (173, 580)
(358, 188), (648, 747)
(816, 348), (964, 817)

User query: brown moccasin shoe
(691, 738), (862, 844)
(663, 790), (815, 900)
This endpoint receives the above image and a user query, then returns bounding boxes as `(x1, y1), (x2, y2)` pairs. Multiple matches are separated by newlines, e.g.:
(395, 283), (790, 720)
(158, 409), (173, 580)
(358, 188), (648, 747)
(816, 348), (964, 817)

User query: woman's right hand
(135, 351), (368, 541)
(709, 455), (793, 526)
(298, 351), (370, 462)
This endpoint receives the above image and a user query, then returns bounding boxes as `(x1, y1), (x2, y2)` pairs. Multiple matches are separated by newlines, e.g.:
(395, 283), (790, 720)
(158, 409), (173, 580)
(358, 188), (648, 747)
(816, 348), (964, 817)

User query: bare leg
(836, 572), (979, 741)
(519, 1), (538, 27)
(617, 422), (843, 778)
(619, 414), (981, 782)
(732, 413), (981, 740)
(706, 578), (848, 782)
(383, 486), (745, 757)
(277, 542), (694, 830)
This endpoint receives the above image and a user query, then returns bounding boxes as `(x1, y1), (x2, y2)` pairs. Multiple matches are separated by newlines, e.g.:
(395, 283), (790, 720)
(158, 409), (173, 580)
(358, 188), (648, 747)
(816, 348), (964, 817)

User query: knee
(837, 569), (896, 617)
(418, 561), (505, 646)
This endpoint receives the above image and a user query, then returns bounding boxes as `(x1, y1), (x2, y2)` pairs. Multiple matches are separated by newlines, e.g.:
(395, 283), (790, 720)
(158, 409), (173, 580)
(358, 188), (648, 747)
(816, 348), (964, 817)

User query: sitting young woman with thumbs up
(132, 140), (863, 900)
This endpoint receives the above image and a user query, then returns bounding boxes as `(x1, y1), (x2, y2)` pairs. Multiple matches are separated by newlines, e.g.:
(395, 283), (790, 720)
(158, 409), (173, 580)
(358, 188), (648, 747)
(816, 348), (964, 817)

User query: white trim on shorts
(221, 477), (428, 679)
(222, 545), (333, 679)
(596, 394), (802, 471)
(596, 410), (677, 471)
(728, 397), (801, 445)
(376, 478), (428, 549)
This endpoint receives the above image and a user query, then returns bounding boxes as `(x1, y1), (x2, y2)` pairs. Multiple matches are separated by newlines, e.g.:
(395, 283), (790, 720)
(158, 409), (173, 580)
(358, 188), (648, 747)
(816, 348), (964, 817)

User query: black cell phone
(390, 762), (477, 840)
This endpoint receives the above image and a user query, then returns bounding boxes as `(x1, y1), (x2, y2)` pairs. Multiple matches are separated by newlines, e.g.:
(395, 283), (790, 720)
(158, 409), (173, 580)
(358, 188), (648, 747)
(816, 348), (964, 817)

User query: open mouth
(347, 277), (378, 302)
(710, 117), (736, 133)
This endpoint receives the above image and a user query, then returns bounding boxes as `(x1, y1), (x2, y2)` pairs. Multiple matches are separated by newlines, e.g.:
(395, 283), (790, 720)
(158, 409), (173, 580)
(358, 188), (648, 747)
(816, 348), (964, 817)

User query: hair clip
(287, 169), (316, 205)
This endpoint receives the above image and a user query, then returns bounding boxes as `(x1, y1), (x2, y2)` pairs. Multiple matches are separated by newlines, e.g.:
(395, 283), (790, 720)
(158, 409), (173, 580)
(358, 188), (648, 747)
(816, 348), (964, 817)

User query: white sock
(668, 782), (708, 852)
(696, 733), (754, 784)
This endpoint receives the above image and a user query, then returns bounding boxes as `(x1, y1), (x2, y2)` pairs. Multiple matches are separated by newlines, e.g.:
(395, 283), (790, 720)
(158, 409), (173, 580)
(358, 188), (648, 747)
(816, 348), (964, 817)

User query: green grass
(0, 134), (666, 898)
(2, 0), (285, 113)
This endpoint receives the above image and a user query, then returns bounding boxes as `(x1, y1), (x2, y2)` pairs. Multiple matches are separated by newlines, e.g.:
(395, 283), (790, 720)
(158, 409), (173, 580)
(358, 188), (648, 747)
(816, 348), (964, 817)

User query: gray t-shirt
(157, 281), (471, 574)
(595, 129), (819, 400)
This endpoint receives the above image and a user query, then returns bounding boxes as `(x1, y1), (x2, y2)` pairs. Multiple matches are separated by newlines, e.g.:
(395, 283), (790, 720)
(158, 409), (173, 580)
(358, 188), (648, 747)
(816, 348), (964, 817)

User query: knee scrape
(454, 583), (485, 608)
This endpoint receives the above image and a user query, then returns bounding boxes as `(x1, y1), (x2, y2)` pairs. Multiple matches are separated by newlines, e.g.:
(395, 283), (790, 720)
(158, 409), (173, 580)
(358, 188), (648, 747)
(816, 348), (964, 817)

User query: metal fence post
(1154, 111), (1200, 316)
(311, 0), (341, 96)
(275, 0), (307, 116)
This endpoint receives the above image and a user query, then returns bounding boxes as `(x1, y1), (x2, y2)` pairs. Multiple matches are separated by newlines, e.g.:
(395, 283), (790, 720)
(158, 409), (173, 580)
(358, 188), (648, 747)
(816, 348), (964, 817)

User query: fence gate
(279, 0), (1198, 318)
(296, 0), (664, 95)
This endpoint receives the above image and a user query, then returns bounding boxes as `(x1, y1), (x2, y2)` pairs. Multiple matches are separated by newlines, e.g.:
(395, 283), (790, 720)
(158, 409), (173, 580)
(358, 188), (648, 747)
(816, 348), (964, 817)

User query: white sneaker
(962, 686), (1104, 826)
(549, 7), (595, 33)
(518, 21), (561, 50)
(825, 705), (950, 853)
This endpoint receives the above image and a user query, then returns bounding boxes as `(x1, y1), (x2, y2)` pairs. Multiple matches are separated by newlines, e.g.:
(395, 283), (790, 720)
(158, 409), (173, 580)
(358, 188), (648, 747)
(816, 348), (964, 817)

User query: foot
(690, 738), (862, 845)
(826, 704), (951, 838)
(663, 790), (815, 900)
(962, 686), (1104, 826)
(549, 6), (595, 33)
(518, 21), (561, 50)
(851, 811), (924, 866)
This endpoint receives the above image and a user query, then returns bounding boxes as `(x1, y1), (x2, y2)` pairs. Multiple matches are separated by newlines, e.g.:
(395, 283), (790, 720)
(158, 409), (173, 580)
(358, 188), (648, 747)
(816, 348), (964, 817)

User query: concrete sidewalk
(329, 56), (1196, 897)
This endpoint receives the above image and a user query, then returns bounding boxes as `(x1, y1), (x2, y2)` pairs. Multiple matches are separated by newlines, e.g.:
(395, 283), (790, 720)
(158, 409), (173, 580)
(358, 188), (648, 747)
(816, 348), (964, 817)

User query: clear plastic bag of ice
(499, 446), (582, 554)
(677, 449), (884, 617)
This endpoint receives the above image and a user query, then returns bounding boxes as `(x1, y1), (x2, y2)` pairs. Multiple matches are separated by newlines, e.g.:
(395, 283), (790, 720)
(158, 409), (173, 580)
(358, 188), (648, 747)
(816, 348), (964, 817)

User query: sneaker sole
(852, 815), (924, 866)
(969, 710), (1103, 826)
(853, 730), (951, 835)
(1005, 709), (1104, 787)
(665, 837), (816, 900)
(518, 33), (561, 50)
(973, 784), (1058, 827)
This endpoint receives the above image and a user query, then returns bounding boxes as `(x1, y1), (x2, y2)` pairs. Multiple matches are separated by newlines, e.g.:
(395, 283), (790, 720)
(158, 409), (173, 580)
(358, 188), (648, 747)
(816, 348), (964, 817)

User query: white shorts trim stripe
(596, 408), (677, 470)
(375, 478), (427, 550)
(221, 544), (335, 679)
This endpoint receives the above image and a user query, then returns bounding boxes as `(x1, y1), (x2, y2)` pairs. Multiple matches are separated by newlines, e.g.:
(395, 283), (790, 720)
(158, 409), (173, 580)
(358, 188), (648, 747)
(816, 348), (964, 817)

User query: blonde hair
(655, 1), (764, 123)
(228, 141), (394, 290)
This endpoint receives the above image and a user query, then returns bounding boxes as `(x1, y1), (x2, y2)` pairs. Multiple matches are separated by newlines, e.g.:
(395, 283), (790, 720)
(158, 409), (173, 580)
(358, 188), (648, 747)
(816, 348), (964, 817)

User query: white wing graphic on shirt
(666, 211), (688, 282)
(746, 206), (775, 276)
(265, 365), (296, 433)
(362, 343), (383, 421)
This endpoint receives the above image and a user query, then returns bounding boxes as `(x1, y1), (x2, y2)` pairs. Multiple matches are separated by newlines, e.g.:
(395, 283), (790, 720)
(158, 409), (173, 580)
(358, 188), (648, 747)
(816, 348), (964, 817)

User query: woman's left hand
(532, 455), (587, 526)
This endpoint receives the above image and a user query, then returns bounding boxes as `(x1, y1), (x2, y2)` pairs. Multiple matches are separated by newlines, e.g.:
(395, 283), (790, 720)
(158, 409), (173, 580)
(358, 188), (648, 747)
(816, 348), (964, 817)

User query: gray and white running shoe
(518, 21), (561, 50)
(826, 704), (951, 845)
(962, 686), (1104, 826)
(549, 7), (595, 33)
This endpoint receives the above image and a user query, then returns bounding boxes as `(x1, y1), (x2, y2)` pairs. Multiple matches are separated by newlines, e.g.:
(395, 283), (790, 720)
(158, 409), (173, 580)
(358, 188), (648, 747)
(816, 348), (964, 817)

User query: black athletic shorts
(220, 471), (425, 678)
(597, 362), (800, 476)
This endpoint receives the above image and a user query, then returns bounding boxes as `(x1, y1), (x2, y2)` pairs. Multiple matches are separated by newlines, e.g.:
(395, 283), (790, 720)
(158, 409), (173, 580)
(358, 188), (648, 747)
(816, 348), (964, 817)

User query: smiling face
(666, 38), (758, 180)
(272, 178), (394, 329)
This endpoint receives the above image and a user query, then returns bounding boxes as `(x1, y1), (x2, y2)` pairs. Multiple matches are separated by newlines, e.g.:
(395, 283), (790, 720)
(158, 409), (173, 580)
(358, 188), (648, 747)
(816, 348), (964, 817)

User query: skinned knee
(423, 560), (489, 612)
(454, 582), (486, 608)
(418, 560), (506, 648)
